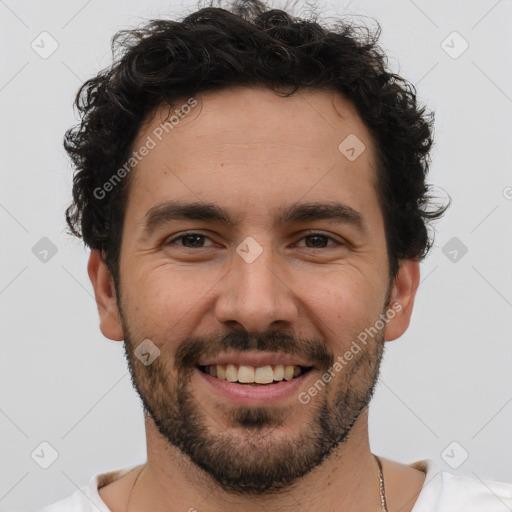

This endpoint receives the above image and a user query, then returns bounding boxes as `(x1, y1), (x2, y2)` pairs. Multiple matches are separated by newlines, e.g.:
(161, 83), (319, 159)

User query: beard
(119, 310), (386, 495)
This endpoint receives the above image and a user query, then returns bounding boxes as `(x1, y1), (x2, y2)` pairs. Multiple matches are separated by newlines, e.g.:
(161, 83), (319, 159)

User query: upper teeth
(206, 364), (302, 383)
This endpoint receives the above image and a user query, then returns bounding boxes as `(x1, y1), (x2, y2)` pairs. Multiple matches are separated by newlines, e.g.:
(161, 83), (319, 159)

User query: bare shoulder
(379, 456), (427, 512)
(98, 468), (142, 512)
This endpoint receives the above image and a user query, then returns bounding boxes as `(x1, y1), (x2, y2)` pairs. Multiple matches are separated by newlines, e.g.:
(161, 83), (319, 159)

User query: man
(41, 0), (512, 510)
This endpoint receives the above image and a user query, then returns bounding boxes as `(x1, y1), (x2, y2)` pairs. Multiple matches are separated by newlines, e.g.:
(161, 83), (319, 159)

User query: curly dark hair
(64, 0), (447, 282)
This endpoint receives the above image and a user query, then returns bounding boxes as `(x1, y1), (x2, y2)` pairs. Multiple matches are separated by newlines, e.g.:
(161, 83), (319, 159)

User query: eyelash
(166, 231), (343, 249)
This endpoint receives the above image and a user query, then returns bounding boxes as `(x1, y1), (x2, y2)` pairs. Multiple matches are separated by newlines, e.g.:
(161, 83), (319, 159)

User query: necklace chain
(125, 464), (144, 512)
(375, 454), (389, 512)
(126, 455), (388, 511)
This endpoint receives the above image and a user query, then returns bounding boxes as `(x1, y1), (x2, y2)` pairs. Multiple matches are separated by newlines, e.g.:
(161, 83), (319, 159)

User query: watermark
(298, 302), (402, 404)
(32, 236), (58, 263)
(236, 236), (264, 263)
(134, 338), (161, 365)
(442, 236), (468, 263)
(441, 441), (469, 469)
(31, 31), (59, 60)
(338, 133), (366, 161)
(441, 31), (469, 60)
(93, 97), (198, 200)
(31, 441), (59, 469)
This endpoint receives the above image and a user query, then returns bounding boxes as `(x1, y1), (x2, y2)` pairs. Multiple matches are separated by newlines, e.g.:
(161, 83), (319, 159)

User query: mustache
(174, 330), (334, 372)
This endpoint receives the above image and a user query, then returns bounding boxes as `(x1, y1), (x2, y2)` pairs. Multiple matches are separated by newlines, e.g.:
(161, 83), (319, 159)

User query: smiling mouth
(197, 364), (313, 386)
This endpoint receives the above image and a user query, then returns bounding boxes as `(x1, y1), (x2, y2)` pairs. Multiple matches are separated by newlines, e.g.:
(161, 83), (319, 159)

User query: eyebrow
(143, 200), (366, 234)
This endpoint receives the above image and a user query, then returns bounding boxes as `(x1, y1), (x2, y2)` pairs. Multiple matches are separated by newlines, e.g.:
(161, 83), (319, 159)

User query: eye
(295, 231), (342, 249)
(165, 231), (343, 250)
(167, 232), (215, 248)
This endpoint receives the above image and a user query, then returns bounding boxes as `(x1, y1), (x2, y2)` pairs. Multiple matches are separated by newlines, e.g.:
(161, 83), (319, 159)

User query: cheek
(295, 266), (386, 350)
(121, 263), (214, 340)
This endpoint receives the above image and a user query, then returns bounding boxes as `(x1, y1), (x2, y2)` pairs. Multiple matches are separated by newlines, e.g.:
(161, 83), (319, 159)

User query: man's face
(99, 87), (410, 494)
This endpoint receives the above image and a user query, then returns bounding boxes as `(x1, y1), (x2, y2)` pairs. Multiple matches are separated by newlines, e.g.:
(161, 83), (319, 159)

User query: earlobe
(385, 258), (420, 342)
(87, 250), (124, 341)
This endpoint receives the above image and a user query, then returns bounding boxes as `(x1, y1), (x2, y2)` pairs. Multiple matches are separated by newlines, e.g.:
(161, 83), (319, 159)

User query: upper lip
(197, 351), (314, 368)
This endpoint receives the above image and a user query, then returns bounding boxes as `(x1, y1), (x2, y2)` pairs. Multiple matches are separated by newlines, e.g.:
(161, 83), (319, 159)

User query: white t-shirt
(39, 459), (512, 511)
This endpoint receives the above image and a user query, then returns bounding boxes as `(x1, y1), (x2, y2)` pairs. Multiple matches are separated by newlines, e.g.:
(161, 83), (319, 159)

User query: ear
(87, 250), (124, 341)
(384, 258), (420, 342)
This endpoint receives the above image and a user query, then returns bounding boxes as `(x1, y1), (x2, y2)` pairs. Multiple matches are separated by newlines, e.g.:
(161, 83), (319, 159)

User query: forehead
(126, 86), (380, 225)
(135, 86), (375, 163)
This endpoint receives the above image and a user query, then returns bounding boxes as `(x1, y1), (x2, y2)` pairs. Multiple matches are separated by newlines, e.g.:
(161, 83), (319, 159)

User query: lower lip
(195, 367), (314, 406)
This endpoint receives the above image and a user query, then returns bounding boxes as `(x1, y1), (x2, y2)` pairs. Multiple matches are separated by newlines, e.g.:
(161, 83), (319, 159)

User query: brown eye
(296, 232), (341, 249)
(167, 232), (214, 248)
(304, 234), (330, 248)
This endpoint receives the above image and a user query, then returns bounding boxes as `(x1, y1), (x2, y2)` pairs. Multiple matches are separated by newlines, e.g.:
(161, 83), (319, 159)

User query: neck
(128, 408), (384, 512)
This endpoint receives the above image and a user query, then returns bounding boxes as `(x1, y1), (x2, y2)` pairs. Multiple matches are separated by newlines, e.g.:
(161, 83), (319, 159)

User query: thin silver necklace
(126, 455), (388, 511)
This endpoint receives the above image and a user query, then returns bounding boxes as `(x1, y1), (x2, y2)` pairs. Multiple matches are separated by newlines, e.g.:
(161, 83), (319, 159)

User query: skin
(88, 86), (426, 511)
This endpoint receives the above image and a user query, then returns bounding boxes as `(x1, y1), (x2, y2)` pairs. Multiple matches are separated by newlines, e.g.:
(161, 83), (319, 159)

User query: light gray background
(1, 0), (511, 510)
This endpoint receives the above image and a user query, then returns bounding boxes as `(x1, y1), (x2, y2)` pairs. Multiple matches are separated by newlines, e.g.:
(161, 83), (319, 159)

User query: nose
(214, 241), (299, 333)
